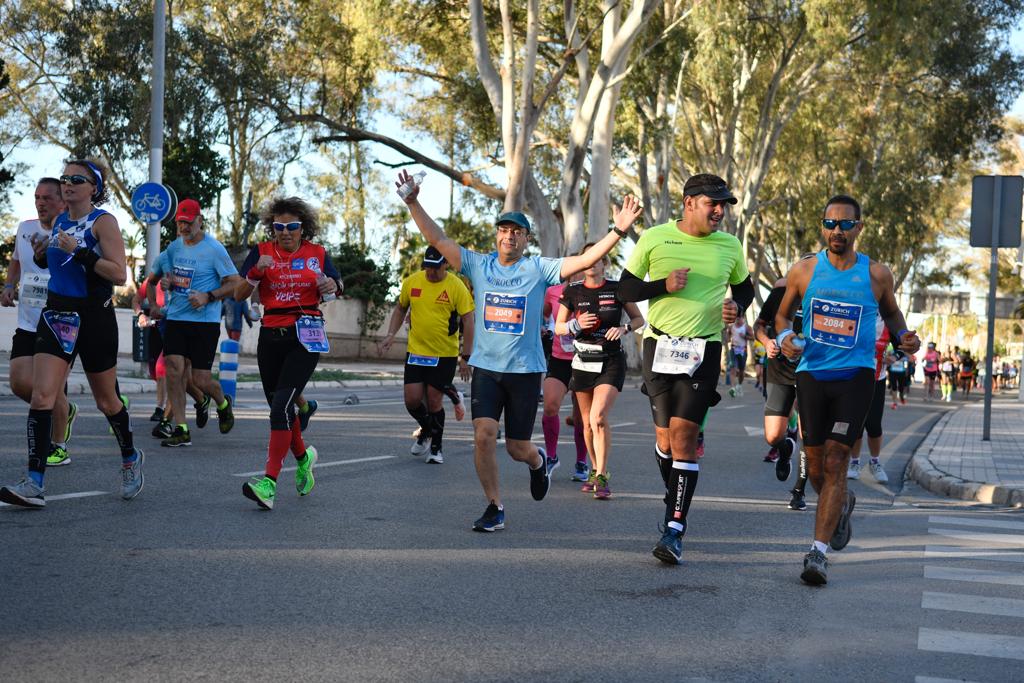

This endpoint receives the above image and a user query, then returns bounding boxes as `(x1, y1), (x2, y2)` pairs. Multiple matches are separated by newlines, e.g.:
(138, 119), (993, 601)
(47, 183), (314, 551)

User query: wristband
(459, 354), (469, 362)
(72, 247), (100, 271)
(611, 226), (628, 238)
(625, 322), (632, 332)
(896, 329), (909, 340)
(776, 329), (795, 347)
(567, 318), (583, 337)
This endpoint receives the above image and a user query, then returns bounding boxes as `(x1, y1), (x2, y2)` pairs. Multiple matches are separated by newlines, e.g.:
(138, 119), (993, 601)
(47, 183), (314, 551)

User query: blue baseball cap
(495, 211), (531, 232)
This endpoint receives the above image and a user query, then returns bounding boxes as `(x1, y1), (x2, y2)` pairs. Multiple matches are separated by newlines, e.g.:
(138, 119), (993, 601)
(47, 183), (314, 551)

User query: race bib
(651, 336), (707, 375)
(571, 341), (605, 374)
(809, 298), (862, 349)
(295, 315), (329, 353)
(483, 292), (526, 335)
(407, 354), (439, 367)
(43, 310), (81, 355)
(558, 334), (575, 353)
(20, 272), (49, 309)
(171, 265), (195, 294)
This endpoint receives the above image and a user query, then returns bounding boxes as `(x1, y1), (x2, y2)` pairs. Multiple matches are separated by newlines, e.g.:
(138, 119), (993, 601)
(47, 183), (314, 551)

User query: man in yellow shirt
(379, 246), (475, 463)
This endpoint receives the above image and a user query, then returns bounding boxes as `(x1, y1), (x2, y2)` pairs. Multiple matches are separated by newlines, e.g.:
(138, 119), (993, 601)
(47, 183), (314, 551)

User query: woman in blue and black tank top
(0, 159), (144, 509)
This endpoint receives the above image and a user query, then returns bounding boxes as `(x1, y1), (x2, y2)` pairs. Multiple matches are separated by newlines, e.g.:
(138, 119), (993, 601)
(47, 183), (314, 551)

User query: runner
(397, 169), (640, 532)
(378, 245), (474, 464)
(940, 351), (956, 402)
(554, 244), (644, 499)
(617, 173), (755, 564)
(847, 315), (891, 483)
(959, 352), (975, 398)
(0, 160), (144, 507)
(888, 350), (909, 408)
(147, 199), (238, 447)
(235, 197), (342, 509)
(922, 342), (940, 401)
(727, 317), (753, 397)
(0, 178), (78, 468)
(776, 194), (920, 585)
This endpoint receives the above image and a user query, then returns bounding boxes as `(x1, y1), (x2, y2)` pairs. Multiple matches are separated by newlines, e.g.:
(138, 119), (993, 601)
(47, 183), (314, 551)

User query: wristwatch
(459, 354), (470, 362)
(207, 290), (218, 302)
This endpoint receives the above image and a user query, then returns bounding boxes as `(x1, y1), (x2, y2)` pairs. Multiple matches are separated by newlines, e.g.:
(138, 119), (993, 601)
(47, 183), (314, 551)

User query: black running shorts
(10, 328), (37, 360)
(403, 354), (458, 390)
(641, 337), (722, 428)
(570, 350), (626, 392)
(545, 356), (572, 388)
(34, 303), (118, 374)
(163, 320), (221, 370)
(470, 368), (543, 441)
(764, 382), (797, 418)
(795, 368), (875, 448)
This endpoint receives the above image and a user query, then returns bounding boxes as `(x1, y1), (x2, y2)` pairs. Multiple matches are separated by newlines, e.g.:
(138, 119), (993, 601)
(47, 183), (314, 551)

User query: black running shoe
(472, 503), (505, 532)
(149, 406), (164, 422)
(217, 396), (235, 434)
(800, 549), (828, 585)
(775, 437), (795, 482)
(151, 420), (173, 439)
(299, 399), (318, 432)
(788, 489), (807, 511)
(653, 527), (684, 565)
(195, 395), (211, 429)
(529, 447), (551, 501)
(830, 490), (856, 551)
(161, 426), (192, 448)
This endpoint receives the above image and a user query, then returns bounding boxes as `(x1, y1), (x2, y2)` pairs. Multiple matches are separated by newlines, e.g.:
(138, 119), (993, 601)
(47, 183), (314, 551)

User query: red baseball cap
(175, 198), (201, 222)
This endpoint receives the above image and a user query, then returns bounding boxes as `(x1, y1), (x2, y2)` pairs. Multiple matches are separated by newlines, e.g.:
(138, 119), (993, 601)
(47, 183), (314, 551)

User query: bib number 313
(295, 315), (329, 353)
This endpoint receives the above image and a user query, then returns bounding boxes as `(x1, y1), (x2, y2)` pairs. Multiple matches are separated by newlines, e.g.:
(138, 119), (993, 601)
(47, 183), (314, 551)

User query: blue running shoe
(299, 399), (318, 432)
(653, 527), (684, 565)
(472, 503), (505, 532)
(571, 461), (590, 482)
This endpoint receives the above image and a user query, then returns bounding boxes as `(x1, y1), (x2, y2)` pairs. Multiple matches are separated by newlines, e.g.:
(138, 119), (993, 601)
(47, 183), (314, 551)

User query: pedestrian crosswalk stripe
(924, 565), (1024, 587)
(928, 528), (1024, 547)
(928, 515), (1024, 531)
(0, 490), (107, 507)
(915, 676), (982, 683)
(925, 545), (1024, 563)
(922, 591), (1024, 618)
(232, 455), (396, 477)
(918, 627), (1024, 661)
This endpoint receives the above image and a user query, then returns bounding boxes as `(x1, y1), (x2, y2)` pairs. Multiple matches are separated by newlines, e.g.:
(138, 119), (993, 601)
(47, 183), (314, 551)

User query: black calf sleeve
(28, 409), (53, 473)
(106, 407), (135, 457)
(429, 410), (445, 450)
(408, 404), (431, 431)
(667, 460), (700, 532)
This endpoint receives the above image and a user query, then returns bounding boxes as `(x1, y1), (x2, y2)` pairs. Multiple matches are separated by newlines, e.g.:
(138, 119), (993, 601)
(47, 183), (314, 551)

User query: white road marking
(614, 492), (804, 507)
(918, 628), (1024, 660)
(609, 422), (636, 428)
(232, 455), (396, 477)
(928, 515), (1024, 532)
(915, 677), (983, 683)
(925, 565), (1024, 587)
(0, 490), (107, 508)
(929, 528), (1024, 547)
(744, 425), (765, 437)
(925, 546), (1024, 563)
(721, 404), (744, 410)
(922, 591), (1024, 618)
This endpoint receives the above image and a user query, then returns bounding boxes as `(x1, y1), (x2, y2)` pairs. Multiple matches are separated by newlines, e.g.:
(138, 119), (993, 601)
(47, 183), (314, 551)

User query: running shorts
(795, 368), (875, 448)
(35, 302), (118, 373)
(163, 320), (221, 370)
(764, 382), (797, 417)
(10, 328), (37, 360)
(403, 354), (457, 391)
(641, 338), (722, 428)
(545, 356), (573, 388)
(470, 368), (543, 441)
(924, 370), (938, 379)
(732, 351), (747, 372)
(863, 378), (886, 439)
(570, 350), (626, 392)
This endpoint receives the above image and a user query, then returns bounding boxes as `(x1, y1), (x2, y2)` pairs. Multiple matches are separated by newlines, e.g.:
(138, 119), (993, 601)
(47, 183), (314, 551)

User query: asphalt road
(1, 378), (1021, 682)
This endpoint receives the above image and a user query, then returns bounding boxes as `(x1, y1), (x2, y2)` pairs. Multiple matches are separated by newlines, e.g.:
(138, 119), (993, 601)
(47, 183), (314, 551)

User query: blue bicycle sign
(131, 182), (176, 223)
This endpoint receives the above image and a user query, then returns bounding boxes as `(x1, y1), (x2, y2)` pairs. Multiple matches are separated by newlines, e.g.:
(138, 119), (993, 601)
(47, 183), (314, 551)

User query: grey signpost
(146, 0), (167, 273)
(969, 175), (1023, 440)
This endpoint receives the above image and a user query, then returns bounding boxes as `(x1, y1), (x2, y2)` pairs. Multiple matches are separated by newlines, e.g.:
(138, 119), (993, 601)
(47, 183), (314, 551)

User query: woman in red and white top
(234, 197), (342, 510)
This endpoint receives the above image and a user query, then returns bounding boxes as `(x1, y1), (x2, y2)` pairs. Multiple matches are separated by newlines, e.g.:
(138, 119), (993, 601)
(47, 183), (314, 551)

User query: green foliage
(162, 136), (229, 244)
(396, 212), (494, 280)
(327, 241), (394, 334)
(0, 233), (15, 284)
(0, 59), (15, 212)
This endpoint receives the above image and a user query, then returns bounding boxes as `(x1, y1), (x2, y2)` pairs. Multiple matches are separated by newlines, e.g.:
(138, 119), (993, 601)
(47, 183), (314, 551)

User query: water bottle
(787, 335), (805, 365)
(322, 292), (337, 303)
(397, 171), (426, 199)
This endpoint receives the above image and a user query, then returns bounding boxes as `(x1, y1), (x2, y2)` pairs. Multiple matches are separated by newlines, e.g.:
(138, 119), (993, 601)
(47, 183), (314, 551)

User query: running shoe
(846, 461), (861, 480)
(295, 446), (317, 495)
(653, 527), (684, 565)
(869, 461), (889, 483)
(900, 397), (906, 405)
(593, 473), (611, 500)
(217, 396), (235, 434)
(571, 461), (590, 482)
(546, 453), (560, 475)
(788, 489), (807, 511)
(0, 477), (45, 508)
(800, 549), (828, 585)
(580, 468), (598, 493)
(195, 395), (212, 428)
(728, 387), (736, 398)
(46, 445), (71, 467)
(775, 437), (795, 482)
(890, 401), (897, 410)
(830, 490), (856, 551)
(472, 503), (504, 532)
(64, 401), (79, 443)
(529, 447), (551, 501)
(425, 448), (444, 464)
(410, 431), (430, 455)
(161, 426), (192, 448)
(121, 449), (145, 501)
(149, 406), (164, 422)
(298, 399), (318, 432)
(243, 476), (276, 510)
(763, 447), (779, 463)
(152, 420), (173, 439)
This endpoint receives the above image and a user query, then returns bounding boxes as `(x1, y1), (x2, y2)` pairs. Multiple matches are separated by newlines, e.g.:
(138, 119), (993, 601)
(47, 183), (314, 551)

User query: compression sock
(541, 414), (559, 460)
(106, 407), (136, 460)
(27, 408), (52, 481)
(655, 445), (673, 488)
(265, 429), (292, 478)
(407, 404), (432, 433)
(667, 460), (700, 533)
(289, 420), (306, 458)
(793, 450), (808, 495)
(429, 409), (445, 451)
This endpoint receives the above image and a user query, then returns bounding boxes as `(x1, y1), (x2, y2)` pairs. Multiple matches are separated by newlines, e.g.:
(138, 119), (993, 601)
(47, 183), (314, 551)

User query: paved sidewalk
(909, 399), (1024, 507)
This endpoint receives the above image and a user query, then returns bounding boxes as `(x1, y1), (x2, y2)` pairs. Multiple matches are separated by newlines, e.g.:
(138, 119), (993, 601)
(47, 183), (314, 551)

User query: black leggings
(257, 326), (319, 430)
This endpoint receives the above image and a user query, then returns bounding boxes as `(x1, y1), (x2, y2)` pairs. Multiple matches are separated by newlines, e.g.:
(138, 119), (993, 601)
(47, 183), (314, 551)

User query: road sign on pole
(131, 182), (176, 225)
(969, 176), (1023, 441)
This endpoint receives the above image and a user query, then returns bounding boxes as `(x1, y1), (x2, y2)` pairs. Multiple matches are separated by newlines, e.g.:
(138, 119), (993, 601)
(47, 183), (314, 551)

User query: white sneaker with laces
(869, 460), (889, 483)
(847, 461), (861, 480)
(425, 449), (444, 464)
(0, 477), (46, 508)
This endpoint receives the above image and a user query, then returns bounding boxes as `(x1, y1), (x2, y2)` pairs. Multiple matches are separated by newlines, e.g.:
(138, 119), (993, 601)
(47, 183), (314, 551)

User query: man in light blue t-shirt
(148, 199), (240, 447)
(397, 170), (642, 532)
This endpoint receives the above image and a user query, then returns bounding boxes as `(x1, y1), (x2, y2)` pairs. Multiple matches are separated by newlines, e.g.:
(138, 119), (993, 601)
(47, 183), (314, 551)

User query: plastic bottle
(397, 171), (426, 199)
(786, 334), (805, 365)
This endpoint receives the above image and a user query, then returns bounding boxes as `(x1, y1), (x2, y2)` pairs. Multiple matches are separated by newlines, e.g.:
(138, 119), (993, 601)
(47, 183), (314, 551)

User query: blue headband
(83, 161), (103, 201)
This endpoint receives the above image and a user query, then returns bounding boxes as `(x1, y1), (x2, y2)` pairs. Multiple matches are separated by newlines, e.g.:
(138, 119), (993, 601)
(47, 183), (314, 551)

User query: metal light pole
(146, 0), (166, 272)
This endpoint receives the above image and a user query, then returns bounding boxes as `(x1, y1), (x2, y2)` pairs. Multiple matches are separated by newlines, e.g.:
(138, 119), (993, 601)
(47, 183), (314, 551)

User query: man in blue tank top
(774, 195), (920, 586)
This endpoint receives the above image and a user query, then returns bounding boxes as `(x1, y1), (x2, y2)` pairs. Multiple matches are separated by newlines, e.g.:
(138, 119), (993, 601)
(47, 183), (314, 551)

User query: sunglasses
(821, 218), (860, 231)
(496, 226), (526, 238)
(59, 174), (94, 186)
(273, 221), (302, 232)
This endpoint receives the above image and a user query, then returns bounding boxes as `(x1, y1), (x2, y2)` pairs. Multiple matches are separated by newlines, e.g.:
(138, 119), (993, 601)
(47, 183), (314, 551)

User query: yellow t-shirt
(399, 270), (475, 357)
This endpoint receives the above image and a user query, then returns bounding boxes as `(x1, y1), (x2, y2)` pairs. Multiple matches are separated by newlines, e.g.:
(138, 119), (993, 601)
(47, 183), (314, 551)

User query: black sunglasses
(822, 218), (860, 231)
(59, 174), (94, 186)
(272, 221), (302, 232)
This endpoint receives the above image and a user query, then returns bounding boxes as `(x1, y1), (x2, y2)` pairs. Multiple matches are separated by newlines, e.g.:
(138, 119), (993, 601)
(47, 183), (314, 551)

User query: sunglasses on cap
(821, 218), (860, 231)
(59, 174), (94, 186)
(272, 221), (302, 232)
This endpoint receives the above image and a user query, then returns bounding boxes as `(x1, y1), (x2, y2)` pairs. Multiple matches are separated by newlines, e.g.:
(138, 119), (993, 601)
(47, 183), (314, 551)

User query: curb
(908, 408), (1024, 508)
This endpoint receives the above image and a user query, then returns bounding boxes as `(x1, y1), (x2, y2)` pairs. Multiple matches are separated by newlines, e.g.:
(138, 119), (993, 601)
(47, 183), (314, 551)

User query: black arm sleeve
(731, 276), (755, 315)
(616, 269), (668, 303)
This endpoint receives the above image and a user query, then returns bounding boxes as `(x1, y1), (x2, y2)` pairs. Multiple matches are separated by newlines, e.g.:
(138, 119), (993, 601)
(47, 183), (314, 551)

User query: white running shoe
(869, 460), (889, 483)
(847, 461), (861, 480)
(411, 432), (430, 455)
(425, 449), (444, 464)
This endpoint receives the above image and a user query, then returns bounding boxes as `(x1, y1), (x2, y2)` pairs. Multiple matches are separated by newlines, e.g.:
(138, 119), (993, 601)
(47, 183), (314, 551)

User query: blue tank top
(796, 251), (877, 379)
(47, 208), (111, 300)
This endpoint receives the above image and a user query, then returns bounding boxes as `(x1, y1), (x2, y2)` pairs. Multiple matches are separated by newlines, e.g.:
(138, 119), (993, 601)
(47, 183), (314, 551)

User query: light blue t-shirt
(460, 247), (563, 373)
(153, 235), (237, 323)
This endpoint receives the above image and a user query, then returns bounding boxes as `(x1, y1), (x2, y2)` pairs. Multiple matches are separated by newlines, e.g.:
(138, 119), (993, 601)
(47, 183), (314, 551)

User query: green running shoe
(243, 476), (276, 510)
(295, 446), (318, 496)
(64, 401), (78, 444)
(46, 445), (71, 467)
(217, 396), (234, 434)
